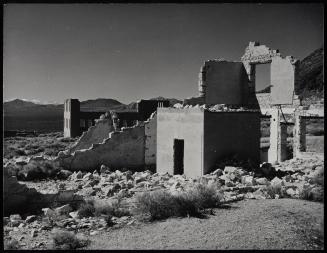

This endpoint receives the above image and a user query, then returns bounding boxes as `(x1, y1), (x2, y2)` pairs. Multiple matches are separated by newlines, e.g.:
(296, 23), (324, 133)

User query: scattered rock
(25, 215), (37, 223)
(55, 204), (72, 216)
(30, 229), (38, 238)
(255, 177), (269, 185)
(270, 177), (284, 188)
(57, 170), (73, 180)
(241, 176), (255, 186)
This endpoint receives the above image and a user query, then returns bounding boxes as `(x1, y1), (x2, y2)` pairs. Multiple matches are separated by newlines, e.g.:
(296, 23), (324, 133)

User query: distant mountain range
(3, 97), (182, 132)
(4, 47), (323, 133)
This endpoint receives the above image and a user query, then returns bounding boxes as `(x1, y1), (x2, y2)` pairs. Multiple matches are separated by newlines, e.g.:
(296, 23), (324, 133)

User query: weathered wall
(156, 108), (204, 178)
(60, 124), (145, 170)
(69, 118), (115, 153)
(270, 56), (297, 105)
(64, 99), (80, 138)
(203, 111), (261, 174)
(199, 60), (249, 106)
(144, 113), (157, 166)
(137, 100), (170, 121)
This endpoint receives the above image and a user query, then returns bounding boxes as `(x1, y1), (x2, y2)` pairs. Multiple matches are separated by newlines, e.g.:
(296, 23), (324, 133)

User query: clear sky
(3, 3), (323, 104)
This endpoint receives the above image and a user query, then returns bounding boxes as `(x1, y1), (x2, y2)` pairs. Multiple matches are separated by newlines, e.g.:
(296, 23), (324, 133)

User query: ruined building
(56, 42), (323, 177)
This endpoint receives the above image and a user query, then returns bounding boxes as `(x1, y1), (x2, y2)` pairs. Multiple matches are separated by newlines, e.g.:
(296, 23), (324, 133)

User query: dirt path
(87, 199), (324, 250)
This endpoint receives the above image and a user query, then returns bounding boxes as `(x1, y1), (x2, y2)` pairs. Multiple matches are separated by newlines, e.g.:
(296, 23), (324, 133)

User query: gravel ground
(86, 198), (324, 250)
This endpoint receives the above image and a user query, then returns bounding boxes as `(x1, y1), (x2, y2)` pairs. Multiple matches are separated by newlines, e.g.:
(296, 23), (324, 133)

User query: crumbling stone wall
(198, 60), (249, 106)
(69, 116), (114, 153)
(157, 107), (205, 178)
(144, 112), (157, 167)
(59, 124), (146, 170)
(241, 42), (299, 107)
(241, 42), (280, 94)
(203, 111), (261, 174)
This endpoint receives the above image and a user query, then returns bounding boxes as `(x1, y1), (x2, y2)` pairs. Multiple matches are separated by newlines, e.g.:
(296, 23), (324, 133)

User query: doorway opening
(255, 63), (271, 93)
(173, 139), (184, 175)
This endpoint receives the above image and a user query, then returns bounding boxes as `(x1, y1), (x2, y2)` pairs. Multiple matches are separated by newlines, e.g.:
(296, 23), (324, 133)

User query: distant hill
(80, 98), (124, 112)
(3, 97), (182, 133)
(150, 96), (182, 106)
(296, 47), (323, 101)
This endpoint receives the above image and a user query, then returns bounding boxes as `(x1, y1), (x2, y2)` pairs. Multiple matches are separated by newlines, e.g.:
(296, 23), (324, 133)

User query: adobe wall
(156, 108), (204, 178)
(59, 124), (145, 170)
(69, 117), (115, 153)
(270, 56), (297, 105)
(199, 60), (249, 105)
(203, 111), (260, 174)
(64, 99), (80, 138)
(144, 113), (157, 166)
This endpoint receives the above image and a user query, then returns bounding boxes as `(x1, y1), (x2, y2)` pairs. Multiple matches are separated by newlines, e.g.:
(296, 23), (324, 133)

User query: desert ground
(3, 131), (324, 250)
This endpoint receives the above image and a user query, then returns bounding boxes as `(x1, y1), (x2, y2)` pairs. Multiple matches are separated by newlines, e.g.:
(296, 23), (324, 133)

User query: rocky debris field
(3, 156), (324, 249)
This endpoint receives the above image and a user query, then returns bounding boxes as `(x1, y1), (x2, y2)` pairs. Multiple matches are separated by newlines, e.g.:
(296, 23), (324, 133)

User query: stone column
(268, 108), (288, 163)
(268, 108), (279, 164)
(293, 113), (306, 157)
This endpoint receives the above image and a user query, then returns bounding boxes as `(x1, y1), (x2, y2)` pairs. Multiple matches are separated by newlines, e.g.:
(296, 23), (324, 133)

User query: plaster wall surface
(144, 113), (157, 166)
(64, 99), (80, 138)
(202, 61), (249, 105)
(156, 108), (204, 178)
(268, 109), (279, 163)
(271, 56), (296, 105)
(69, 118), (115, 153)
(203, 111), (260, 174)
(61, 125), (145, 170)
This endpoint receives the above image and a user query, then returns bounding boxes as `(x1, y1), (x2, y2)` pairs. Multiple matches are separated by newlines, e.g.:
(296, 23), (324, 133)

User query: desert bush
(21, 161), (59, 180)
(77, 200), (96, 218)
(134, 190), (178, 220)
(104, 214), (115, 227)
(15, 149), (26, 156)
(4, 239), (20, 250)
(52, 230), (89, 250)
(266, 184), (285, 199)
(299, 185), (324, 202)
(134, 184), (222, 221)
(77, 199), (130, 218)
(186, 183), (221, 209)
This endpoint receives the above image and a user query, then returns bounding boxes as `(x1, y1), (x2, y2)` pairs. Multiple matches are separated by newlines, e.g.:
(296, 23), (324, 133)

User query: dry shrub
(52, 230), (89, 250)
(4, 239), (20, 250)
(20, 160), (59, 180)
(299, 185), (324, 202)
(266, 184), (285, 199)
(77, 199), (130, 218)
(134, 184), (222, 221)
(77, 200), (96, 218)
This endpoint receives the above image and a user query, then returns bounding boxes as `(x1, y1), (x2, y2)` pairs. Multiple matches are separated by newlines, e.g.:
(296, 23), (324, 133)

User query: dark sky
(3, 4), (323, 104)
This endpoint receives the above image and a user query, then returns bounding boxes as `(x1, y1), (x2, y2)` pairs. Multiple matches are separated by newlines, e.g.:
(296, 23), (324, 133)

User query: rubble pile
(4, 157), (323, 249)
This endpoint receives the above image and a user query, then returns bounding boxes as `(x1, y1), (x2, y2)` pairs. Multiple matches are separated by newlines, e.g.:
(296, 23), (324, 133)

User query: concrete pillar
(268, 108), (288, 163)
(293, 113), (306, 157)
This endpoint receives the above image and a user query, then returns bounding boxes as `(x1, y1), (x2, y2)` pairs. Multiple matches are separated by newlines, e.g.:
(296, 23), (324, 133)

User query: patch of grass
(52, 230), (89, 250)
(4, 239), (20, 250)
(134, 184), (222, 221)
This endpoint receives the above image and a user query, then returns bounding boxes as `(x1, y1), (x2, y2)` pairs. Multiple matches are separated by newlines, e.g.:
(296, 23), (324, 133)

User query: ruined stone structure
(157, 108), (260, 177)
(64, 99), (169, 138)
(64, 99), (105, 138)
(28, 41), (325, 177)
